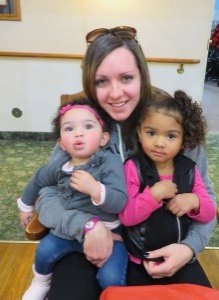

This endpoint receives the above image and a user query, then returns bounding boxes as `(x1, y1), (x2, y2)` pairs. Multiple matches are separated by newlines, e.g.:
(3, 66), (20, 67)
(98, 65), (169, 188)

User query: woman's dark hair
(137, 88), (207, 150)
(51, 97), (111, 140)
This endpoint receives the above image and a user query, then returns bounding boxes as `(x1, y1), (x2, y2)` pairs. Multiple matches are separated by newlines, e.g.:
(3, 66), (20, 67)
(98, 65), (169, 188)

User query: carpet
(0, 136), (218, 246)
(0, 140), (55, 241)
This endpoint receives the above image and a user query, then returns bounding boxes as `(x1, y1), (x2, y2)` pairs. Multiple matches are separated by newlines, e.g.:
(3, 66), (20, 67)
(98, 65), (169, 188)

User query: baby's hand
(166, 193), (200, 217)
(70, 170), (101, 202)
(150, 180), (178, 202)
(19, 211), (34, 227)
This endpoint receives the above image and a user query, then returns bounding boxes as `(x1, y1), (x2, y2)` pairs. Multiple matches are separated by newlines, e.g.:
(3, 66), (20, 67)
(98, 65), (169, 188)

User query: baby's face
(59, 107), (108, 164)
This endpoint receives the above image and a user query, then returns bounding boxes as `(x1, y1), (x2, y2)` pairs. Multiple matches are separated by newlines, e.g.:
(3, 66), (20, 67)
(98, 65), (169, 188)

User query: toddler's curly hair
(138, 89), (207, 150)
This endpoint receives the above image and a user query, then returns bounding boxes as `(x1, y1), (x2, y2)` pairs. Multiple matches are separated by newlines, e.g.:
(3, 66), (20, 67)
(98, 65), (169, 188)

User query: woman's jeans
(35, 232), (128, 289)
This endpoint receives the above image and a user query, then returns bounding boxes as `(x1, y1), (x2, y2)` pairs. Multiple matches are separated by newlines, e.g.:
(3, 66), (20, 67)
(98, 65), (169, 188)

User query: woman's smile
(109, 100), (128, 108)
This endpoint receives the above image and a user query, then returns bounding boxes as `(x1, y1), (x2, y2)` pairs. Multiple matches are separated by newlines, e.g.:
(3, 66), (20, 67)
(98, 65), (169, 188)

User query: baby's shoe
(22, 265), (52, 300)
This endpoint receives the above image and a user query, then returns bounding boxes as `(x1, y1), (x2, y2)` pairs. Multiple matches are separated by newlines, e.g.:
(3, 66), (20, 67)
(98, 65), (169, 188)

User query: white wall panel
(0, 0), (215, 132)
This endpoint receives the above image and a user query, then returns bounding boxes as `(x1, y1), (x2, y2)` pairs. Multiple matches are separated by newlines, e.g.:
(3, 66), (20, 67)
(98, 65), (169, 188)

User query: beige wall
(0, 0), (214, 132)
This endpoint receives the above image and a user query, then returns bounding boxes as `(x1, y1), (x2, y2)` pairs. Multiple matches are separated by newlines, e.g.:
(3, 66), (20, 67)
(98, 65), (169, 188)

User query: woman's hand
(83, 221), (113, 267)
(143, 243), (194, 278)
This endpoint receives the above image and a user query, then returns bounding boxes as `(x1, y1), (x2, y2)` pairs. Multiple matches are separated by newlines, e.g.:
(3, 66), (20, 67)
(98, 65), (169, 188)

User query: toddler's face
(59, 108), (109, 164)
(137, 110), (183, 169)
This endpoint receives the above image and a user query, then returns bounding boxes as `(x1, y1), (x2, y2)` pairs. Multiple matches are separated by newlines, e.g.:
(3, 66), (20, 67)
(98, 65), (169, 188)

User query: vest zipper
(176, 216), (181, 242)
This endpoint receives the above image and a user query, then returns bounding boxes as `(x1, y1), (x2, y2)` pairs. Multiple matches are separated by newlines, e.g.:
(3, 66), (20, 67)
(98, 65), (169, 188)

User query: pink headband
(59, 104), (105, 128)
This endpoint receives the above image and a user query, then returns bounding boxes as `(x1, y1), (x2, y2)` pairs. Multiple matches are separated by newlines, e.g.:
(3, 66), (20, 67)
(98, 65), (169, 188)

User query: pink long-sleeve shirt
(120, 159), (215, 226)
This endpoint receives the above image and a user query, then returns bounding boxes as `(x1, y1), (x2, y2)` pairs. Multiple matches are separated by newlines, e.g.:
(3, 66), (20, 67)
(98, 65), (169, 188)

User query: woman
(42, 26), (216, 299)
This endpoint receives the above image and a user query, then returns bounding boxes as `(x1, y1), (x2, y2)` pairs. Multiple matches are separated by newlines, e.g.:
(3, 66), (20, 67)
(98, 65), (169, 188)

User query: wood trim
(147, 57), (200, 64)
(0, 51), (83, 59)
(0, 51), (200, 64)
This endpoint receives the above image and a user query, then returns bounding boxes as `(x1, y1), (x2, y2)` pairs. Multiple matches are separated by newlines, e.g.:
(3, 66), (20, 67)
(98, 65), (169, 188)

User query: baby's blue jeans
(35, 232), (128, 289)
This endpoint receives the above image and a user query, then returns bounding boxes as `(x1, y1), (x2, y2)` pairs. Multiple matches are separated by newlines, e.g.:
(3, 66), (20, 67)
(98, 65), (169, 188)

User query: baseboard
(0, 131), (53, 141)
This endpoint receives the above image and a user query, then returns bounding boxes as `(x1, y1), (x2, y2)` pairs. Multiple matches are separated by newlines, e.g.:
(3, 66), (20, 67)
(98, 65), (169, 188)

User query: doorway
(202, 0), (219, 133)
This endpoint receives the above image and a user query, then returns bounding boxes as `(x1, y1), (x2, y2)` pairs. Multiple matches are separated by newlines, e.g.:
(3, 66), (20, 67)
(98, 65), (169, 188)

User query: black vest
(122, 150), (195, 260)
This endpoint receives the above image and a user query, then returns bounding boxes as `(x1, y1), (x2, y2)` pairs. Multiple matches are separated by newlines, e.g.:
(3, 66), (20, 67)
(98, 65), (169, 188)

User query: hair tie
(59, 104), (73, 116)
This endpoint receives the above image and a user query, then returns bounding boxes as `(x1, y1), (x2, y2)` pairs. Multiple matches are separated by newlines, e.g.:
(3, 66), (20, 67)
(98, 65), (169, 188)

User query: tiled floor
(202, 82), (219, 133)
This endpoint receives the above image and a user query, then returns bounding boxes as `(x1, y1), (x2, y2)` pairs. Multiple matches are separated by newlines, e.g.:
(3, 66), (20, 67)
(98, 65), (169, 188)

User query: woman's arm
(181, 146), (217, 255)
(83, 222), (113, 267)
(185, 146), (217, 204)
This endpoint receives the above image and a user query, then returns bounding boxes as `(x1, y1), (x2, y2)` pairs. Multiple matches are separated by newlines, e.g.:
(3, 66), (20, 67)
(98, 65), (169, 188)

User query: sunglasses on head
(86, 26), (137, 43)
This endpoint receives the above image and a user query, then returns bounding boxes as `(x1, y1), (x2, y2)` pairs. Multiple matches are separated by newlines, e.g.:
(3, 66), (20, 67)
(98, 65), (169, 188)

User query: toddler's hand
(166, 193), (200, 217)
(70, 170), (101, 203)
(150, 180), (178, 202)
(19, 211), (34, 227)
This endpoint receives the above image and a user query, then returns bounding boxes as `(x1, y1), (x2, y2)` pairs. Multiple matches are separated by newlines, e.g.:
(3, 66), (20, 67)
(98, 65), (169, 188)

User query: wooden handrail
(0, 51), (200, 64)
(0, 51), (83, 60)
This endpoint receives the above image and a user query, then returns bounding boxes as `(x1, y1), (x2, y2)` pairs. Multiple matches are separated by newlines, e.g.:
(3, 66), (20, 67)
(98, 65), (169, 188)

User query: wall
(0, 0), (215, 132)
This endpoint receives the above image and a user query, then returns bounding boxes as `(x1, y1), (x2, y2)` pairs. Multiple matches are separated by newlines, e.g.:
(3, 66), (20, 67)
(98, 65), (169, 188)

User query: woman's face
(95, 47), (141, 121)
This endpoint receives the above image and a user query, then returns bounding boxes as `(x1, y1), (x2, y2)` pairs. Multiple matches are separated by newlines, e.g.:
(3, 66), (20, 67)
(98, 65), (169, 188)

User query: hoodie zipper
(116, 124), (125, 163)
